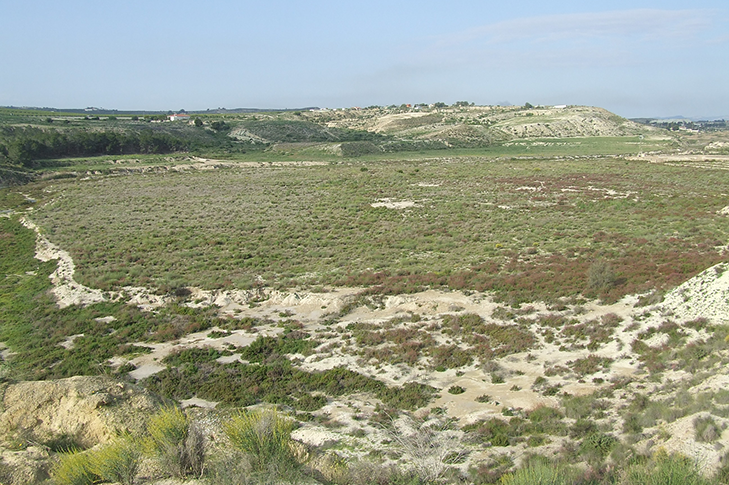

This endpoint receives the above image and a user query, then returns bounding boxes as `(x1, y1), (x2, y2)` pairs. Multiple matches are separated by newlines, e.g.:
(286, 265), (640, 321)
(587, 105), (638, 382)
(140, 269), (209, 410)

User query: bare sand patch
(20, 217), (106, 308)
(371, 199), (416, 209)
(657, 262), (729, 324)
(180, 397), (218, 409)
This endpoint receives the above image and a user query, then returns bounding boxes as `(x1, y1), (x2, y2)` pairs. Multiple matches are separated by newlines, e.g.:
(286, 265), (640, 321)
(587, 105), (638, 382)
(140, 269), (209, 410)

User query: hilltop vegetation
(0, 103), (658, 177)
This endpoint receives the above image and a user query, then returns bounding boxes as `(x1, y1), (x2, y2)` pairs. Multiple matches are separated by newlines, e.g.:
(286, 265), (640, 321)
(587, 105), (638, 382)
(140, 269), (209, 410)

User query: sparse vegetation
(2, 104), (729, 484)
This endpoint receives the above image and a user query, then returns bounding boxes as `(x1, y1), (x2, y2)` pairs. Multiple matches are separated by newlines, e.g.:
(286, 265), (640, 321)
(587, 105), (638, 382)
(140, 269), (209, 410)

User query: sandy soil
(371, 199), (417, 209)
(20, 217), (106, 308)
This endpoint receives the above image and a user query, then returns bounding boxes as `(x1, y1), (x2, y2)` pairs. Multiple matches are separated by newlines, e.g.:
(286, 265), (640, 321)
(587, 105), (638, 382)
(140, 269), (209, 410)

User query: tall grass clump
(623, 452), (715, 485)
(145, 407), (204, 478)
(499, 460), (575, 485)
(50, 450), (98, 485)
(223, 408), (299, 476)
(89, 435), (141, 485)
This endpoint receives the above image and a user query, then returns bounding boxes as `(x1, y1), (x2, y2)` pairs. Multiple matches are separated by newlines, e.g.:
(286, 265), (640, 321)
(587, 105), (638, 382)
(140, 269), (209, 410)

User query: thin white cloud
(438, 9), (713, 47)
(403, 8), (723, 71)
(708, 33), (729, 44)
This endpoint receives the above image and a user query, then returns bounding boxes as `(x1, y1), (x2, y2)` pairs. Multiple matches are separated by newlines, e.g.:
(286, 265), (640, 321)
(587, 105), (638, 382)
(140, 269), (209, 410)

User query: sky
(1, 0), (728, 118)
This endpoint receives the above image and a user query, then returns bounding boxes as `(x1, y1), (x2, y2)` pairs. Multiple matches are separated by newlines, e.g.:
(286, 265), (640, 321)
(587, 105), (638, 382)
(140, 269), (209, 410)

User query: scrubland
(1, 105), (729, 484)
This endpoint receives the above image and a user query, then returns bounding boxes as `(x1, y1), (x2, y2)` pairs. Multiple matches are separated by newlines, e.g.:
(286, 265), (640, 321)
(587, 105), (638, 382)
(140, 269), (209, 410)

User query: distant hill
(296, 104), (656, 148)
(0, 106), (320, 116)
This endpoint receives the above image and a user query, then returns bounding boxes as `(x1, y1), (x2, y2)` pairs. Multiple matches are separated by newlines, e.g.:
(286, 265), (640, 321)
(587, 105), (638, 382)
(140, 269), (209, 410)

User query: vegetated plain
(2, 104), (729, 484)
(27, 152), (729, 305)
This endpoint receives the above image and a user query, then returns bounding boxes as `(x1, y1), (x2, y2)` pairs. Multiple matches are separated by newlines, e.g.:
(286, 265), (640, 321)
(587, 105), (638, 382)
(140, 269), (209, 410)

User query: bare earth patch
(371, 199), (417, 209)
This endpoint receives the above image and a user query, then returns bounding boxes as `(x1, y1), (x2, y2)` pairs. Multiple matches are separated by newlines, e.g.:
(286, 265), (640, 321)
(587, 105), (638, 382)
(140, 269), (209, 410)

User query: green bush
(694, 415), (722, 443)
(50, 450), (99, 485)
(144, 407), (204, 478)
(500, 461), (575, 485)
(224, 408), (299, 475)
(623, 452), (715, 485)
(205, 450), (252, 485)
(89, 435), (141, 485)
(579, 432), (617, 463)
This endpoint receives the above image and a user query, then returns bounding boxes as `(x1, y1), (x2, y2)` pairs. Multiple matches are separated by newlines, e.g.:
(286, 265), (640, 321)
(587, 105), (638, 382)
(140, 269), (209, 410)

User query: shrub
(623, 452), (714, 485)
(144, 407), (204, 478)
(224, 408), (299, 475)
(448, 385), (465, 395)
(579, 432), (617, 463)
(570, 418), (598, 439)
(500, 461), (575, 485)
(430, 345), (473, 369)
(205, 449), (252, 485)
(89, 435), (141, 485)
(51, 450), (99, 485)
(587, 260), (616, 291)
(570, 354), (613, 376)
(694, 415), (722, 443)
(562, 393), (604, 420)
(464, 418), (511, 447)
(384, 414), (464, 483)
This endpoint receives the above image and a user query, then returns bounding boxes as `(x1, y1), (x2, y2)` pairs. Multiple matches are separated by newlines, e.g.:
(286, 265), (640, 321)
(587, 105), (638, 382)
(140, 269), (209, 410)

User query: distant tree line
(0, 127), (191, 168)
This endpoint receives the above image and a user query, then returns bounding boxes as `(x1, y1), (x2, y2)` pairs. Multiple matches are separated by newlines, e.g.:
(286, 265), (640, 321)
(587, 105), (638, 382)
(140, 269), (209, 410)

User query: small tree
(194, 118), (203, 127)
(210, 120), (228, 131)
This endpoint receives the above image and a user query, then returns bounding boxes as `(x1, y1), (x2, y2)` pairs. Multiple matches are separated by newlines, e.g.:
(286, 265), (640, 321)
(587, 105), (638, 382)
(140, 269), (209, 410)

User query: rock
(0, 375), (162, 450)
(0, 446), (51, 484)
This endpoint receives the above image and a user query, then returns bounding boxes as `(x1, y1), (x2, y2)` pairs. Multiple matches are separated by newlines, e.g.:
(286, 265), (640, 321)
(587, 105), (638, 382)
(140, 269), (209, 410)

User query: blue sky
(1, 0), (728, 117)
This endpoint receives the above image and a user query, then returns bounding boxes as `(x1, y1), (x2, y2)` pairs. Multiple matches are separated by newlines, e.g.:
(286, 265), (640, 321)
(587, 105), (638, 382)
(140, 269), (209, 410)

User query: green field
(20, 153), (728, 304)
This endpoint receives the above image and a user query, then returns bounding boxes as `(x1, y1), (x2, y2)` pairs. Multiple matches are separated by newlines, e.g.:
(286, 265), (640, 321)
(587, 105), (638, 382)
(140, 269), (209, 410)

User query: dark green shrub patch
(145, 359), (436, 411)
(162, 347), (222, 366)
(239, 332), (319, 363)
(465, 407), (567, 447)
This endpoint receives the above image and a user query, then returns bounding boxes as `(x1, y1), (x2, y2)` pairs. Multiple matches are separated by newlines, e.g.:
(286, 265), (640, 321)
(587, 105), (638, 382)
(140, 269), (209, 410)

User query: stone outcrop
(0, 376), (162, 484)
